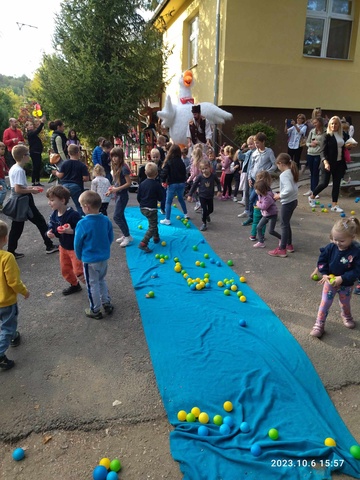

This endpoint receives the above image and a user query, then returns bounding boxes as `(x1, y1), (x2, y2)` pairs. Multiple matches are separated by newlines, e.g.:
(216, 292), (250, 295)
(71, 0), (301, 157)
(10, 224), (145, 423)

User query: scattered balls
(161, 241), (166, 246)
(204, 253), (210, 259)
(239, 319), (247, 327)
(268, 428), (279, 440)
(12, 448), (25, 461)
(324, 437), (336, 447)
(145, 291), (155, 298)
(223, 416), (234, 427)
(341, 213), (346, 217)
(213, 415), (223, 426)
(239, 295), (247, 302)
(99, 458), (111, 469)
(251, 444), (262, 457)
(223, 401), (233, 412)
(350, 445), (360, 459)
(177, 410), (187, 421)
(107, 472), (118, 480)
(192, 245), (198, 251)
(351, 210), (356, 215)
(199, 412), (209, 424)
(240, 422), (250, 433)
(191, 406), (201, 418)
(227, 259), (234, 266)
(186, 412), (196, 422)
(109, 459), (122, 472)
(198, 425), (209, 436)
(224, 289), (231, 296)
(312, 274), (319, 281)
(239, 276), (246, 283)
(93, 465), (108, 480)
(220, 424), (231, 435)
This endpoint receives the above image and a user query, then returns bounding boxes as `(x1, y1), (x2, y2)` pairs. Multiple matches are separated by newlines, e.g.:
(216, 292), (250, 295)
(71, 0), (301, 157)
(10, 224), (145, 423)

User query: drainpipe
(213, 0), (221, 148)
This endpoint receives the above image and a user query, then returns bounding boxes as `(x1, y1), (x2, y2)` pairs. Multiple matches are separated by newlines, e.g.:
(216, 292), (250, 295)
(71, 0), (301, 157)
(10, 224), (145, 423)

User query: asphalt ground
(0, 172), (359, 479)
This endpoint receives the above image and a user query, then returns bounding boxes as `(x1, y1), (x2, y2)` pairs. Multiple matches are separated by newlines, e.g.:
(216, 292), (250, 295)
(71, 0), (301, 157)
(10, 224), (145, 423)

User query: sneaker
(242, 218), (253, 226)
(340, 179), (347, 186)
(233, 197), (238, 202)
(62, 283), (82, 296)
(160, 219), (171, 226)
(153, 237), (160, 244)
(200, 224), (207, 231)
(353, 285), (360, 295)
(308, 196), (316, 208)
(206, 216), (211, 223)
(343, 318), (355, 329)
(331, 205), (344, 213)
(253, 242), (265, 248)
(238, 211), (248, 218)
(120, 235), (133, 247)
(103, 303), (114, 315)
(237, 200), (245, 205)
(0, 355), (15, 370)
(249, 235), (257, 241)
(315, 195), (320, 199)
(160, 209), (165, 215)
(184, 214), (190, 219)
(303, 190), (312, 196)
(138, 242), (152, 253)
(11, 331), (21, 347)
(310, 322), (325, 338)
(116, 236), (125, 244)
(12, 252), (25, 259)
(286, 244), (295, 253)
(46, 245), (59, 254)
(194, 203), (201, 211)
(85, 308), (103, 319)
(268, 247), (288, 258)
(221, 196), (227, 200)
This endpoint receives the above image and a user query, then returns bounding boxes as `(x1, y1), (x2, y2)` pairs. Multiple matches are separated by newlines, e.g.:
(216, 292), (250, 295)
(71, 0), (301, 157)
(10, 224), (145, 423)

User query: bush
(233, 120), (278, 147)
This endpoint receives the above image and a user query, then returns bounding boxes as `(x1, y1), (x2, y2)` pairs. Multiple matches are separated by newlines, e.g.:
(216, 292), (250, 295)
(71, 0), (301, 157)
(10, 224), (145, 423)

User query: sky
(0, 0), (61, 79)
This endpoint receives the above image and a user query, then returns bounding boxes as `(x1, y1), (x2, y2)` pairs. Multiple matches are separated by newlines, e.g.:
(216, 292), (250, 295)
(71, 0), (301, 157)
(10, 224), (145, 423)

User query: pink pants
(59, 246), (83, 286)
(316, 282), (353, 324)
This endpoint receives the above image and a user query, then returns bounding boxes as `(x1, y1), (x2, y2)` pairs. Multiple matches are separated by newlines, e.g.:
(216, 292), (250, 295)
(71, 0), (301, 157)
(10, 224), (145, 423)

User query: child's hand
(61, 224), (73, 234)
(77, 273), (85, 284)
(187, 196), (192, 202)
(216, 192), (222, 197)
(273, 193), (280, 201)
(162, 183), (168, 188)
(24, 291), (30, 299)
(47, 230), (55, 239)
(106, 186), (115, 196)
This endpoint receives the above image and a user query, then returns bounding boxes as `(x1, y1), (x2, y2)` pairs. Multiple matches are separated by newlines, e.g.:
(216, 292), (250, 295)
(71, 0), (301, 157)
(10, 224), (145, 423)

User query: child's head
(247, 135), (256, 149)
(0, 220), (8, 247)
(181, 147), (188, 158)
(331, 217), (360, 250)
(276, 152), (299, 182)
(79, 190), (102, 213)
(97, 136), (106, 146)
(157, 135), (166, 147)
(191, 145), (203, 165)
(224, 145), (234, 157)
(25, 120), (34, 131)
(68, 144), (80, 158)
(101, 140), (113, 152)
(110, 146), (124, 166)
(207, 146), (215, 160)
(165, 141), (173, 152)
(145, 162), (158, 179)
(150, 148), (161, 164)
(46, 185), (71, 210)
(254, 132), (266, 149)
(254, 179), (270, 196)
(68, 129), (77, 139)
(12, 145), (30, 163)
(0, 142), (5, 155)
(255, 170), (272, 187)
(200, 160), (211, 177)
(93, 164), (105, 178)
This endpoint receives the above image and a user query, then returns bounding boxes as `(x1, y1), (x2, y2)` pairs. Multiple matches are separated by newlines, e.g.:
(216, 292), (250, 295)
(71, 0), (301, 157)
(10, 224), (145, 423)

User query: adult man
(3, 118), (25, 167)
(186, 104), (212, 149)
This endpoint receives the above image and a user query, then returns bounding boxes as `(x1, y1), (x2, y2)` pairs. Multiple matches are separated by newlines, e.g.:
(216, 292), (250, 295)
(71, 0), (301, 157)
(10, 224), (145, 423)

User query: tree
(0, 88), (22, 136)
(37, 0), (168, 141)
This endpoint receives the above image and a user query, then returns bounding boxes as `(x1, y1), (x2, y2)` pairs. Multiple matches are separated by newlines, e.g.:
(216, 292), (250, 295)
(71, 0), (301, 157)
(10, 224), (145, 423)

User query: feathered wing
(199, 102), (233, 124)
(157, 95), (176, 128)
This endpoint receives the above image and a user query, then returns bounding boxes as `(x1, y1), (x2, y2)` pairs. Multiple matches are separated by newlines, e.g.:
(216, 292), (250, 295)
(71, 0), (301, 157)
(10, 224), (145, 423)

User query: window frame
(303, 0), (354, 59)
(188, 15), (199, 68)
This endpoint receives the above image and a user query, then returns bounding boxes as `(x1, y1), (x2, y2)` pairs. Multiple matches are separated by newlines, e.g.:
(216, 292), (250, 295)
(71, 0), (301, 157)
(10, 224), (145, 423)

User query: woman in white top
(284, 113), (307, 170)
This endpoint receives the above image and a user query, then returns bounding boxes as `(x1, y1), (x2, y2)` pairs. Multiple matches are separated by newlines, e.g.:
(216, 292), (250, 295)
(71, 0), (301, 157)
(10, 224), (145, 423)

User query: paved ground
(0, 172), (359, 479)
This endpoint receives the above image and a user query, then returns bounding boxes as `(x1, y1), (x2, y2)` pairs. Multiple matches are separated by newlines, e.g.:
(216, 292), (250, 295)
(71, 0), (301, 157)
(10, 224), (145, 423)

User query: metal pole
(213, 0), (221, 149)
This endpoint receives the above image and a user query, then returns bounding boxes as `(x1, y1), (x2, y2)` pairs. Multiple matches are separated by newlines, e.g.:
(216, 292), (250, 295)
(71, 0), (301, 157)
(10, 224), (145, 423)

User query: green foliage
(37, 0), (168, 143)
(0, 88), (22, 134)
(233, 120), (278, 147)
(0, 74), (30, 96)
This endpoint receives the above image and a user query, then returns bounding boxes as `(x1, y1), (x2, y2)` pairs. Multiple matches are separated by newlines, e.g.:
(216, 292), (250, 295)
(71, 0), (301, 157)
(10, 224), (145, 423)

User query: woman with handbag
(49, 120), (67, 168)
(284, 113), (307, 170)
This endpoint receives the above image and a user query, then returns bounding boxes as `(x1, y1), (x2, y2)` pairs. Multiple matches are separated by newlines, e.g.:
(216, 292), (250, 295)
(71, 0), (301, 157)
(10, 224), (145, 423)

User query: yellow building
(153, 0), (360, 151)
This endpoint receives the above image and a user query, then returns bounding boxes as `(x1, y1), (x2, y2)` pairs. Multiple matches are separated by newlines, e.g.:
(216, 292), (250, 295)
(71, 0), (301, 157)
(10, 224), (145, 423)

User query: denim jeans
(0, 303), (18, 356)
(0, 178), (7, 205)
(62, 182), (84, 216)
(248, 184), (258, 220)
(165, 183), (187, 220)
(114, 192), (130, 237)
(83, 261), (110, 313)
(307, 154), (321, 193)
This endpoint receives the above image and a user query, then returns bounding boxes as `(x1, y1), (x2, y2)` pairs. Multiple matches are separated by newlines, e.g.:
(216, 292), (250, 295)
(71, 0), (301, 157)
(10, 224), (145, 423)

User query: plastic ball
(176, 215), (181, 220)
(192, 245), (198, 251)
(93, 465), (108, 480)
(205, 282), (211, 288)
(199, 412), (209, 424)
(328, 203), (332, 208)
(174, 257), (179, 262)
(161, 241), (166, 246)
(109, 459), (121, 472)
(237, 291), (243, 297)
(204, 253), (210, 259)
(351, 210), (356, 215)
(355, 197), (360, 203)
(220, 424), (231, 435)
(173, 203), (177, 207)
(164, 255), (169, 260)
(174, 265), (181, 273)
(217, 281), (224, 287)
(138, 225), (143, 229)
(312, 207), (316, 212)
(239, 295), (247, 302)
(312, 274), (319, 281)
(239, 276), (246, 283)
(239, 319), (247, 327)
(191, 406), (201, 418)
(186, 224), (191, 228)
(240, 421), (250, 433)
(190, 283), (196, 290)
(12, 448), (25, 461)
(107, 472), (118, 480)
(225, 282), (232, 289)
(324, 437), (336, 447)
(210, 258), (215, 264)
(213, 415), (223, 426)
(204, 273), (210, 278)
(177, 410), (187, 421)
(251, 444), (262, 457)
(198, 425), (209, 436)
(223, 416), (234, 427)
(195, 283), (202, 291)
(216, 261), (221, 266)
(315, 200), (320, 205)
(223, 401), (233, 412)
(268, 428), (279, 440)
(146, 291), (155, 298)
(199, 261), (205, 268)
(186, 412), (196, 422)
(155, 253), (160, 259)
(224, 289), (231, 296)
(227, 259), (234, 266)
(99, 458), (111, 469)
(350, 445), (360, 459)
(340, 213), (346, 217)
(195, 260), (201, 266)
(320, 204), (324, 208)
(230, 284), (238, 292)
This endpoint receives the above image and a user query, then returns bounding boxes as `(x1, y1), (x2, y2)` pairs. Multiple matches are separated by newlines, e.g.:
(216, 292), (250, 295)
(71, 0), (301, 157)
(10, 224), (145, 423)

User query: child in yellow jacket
(0, 220), (29, 370)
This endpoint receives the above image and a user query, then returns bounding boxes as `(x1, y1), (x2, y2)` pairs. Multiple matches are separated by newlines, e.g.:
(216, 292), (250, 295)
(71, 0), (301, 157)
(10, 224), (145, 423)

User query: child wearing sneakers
(187, 160), (222, 231)
(0, 220), (29, 370)
(249, 170), (272, 241)
(75, 191), (114, 319)
(137, 162), (164, 252)
(310, 217), (360, 338)
(46, 186), (85, 296)
(253, 179), (281, 248)
(91, 164), (111, 216)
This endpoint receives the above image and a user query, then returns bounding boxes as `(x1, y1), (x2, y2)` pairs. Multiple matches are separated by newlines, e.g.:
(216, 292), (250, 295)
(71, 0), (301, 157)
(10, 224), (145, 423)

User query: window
(188, 16), (199, 67)
(303, 0), (353, 59)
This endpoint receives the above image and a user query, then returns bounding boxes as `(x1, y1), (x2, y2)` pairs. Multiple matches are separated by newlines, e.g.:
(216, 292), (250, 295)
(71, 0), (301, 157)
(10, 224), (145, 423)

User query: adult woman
(303, 116), (326, 196)
(309, 116), (349, 213)
(49, 120), (67, 167)
(284, 113), (307, 170)
(25, 116), (46, 186)
(160, 144), (189, 225)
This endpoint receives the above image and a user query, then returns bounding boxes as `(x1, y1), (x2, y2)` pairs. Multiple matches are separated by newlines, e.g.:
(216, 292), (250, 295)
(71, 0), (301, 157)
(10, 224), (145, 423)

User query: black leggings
(200, 197), (214, 224)
(223, 173), (233, 197)
(30, 152), (42, 183)
(312, 166), (343, 203)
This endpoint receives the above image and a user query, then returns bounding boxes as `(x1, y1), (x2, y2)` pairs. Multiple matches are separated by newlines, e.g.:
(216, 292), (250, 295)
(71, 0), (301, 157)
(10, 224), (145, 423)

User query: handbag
(50, 153), (61, 164)
(300, 136), (307, 148)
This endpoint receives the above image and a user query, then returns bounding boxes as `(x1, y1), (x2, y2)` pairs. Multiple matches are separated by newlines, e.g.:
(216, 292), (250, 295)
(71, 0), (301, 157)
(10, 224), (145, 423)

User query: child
(92, 137), (106, 166)
(46, 186), (85, 296)
(207, 146), (218, 176)
(186, 144), (203, 208)
(137, 162), (164, 252)
(6, 145), (58, 259)
(66, 129), (81, 148)
(75, 190), (114, 319)
(220, 145), (234, 199)
(187, 160), (222, 231)
(181, 147), (191, 176)
(249, 170), (272, 241)
(0, 220), (29, 370)
(231, 150), (242, 202)
(310, 217), (360, 337)
(107, 147), (132, 247)
(100, 140), (113, 183)
(238, 136), (256, 216)
(0, 142), (9, 210)
(253, 179), (281, 248)
(268, 153), (299, 258)
(91, 164), (111, 216)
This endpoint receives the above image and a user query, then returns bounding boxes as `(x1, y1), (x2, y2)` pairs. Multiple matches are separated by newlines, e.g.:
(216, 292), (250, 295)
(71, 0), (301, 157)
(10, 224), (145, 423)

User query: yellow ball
(177, 410), (187, 421)
(240, 295), (247, 302)
(195, 260), (201, 266)
(183, 273), (189, 279)
(324, 437), (336, 447)
(230, 285), (238, 292)
(195, 277), (202, 283)
(195, 284), (202, 290)
(239, 276), (246, 283)
(176, 215), (181, 220)
(160, 258), (165, 264)
(204, 278), (209, 283)
(223, 401), (233, 412)
(161, 241), (166, 246)
(351, 210), (356, 215)
(199, 281), (205, 289)
(217, 281), (224, 287)
(198, 412), (209, 424)
(174, 265), (181, 272)
(191, 406), (201, 418)
(99, 458), (111, 469)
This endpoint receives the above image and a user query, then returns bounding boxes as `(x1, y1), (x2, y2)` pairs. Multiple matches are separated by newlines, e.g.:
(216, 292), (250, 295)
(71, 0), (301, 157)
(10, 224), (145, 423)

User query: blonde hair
(0, 142), (5, 149)
(332, 217), (360, 239)
(0, 220), (8, 239)
(145, 162), (158, 178)
(12, 144), (29, 161)
(150, 148), (161, 161)
(191, 146), (203, 167)
(93, 164), (105, 177)
(276, 153), (299, 183)
(79, 190), (102, 210)
(327, 116), (343, 136)
(224, 145), (234, 157)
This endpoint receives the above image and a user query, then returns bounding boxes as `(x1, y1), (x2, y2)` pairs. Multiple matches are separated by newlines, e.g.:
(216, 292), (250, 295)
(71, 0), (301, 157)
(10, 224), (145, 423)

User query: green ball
(174, 257), (179, 262)
(237, 291), (243, 297)
(186, 224), (191, 228)
(192, 245), (198, 251)
(227, 260), (234, 266)
(268, 428), (279, 440)
(213, 415), (223, 426)
(110, 459), (122, 472)
(350, 445), (360, 459)
(204, 253), (210, 259)
(312, 208), (316, 212)
(224, 289), (231, 296)
(200, 262), (205, 268)
(164, 255), (169, 260)
(186, 412), (196, 422)
(155, 254), (160, 259)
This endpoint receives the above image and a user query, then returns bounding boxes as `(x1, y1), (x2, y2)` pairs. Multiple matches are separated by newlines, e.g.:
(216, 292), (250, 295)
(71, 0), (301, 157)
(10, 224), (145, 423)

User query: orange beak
(183, 70), (193, 88)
